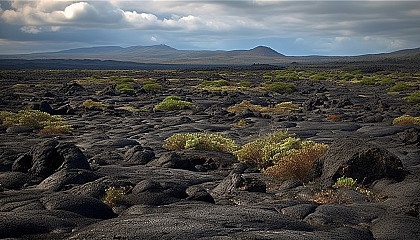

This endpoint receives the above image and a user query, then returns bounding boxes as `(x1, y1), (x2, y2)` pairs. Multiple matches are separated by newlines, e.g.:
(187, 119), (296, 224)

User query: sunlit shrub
(0, 109), (72, 134)
(153, 96), (195, 111)
(103, 186), (126, 207)
(392, 115), (420, 125)
(235, 131), (327, 183)
(264, 143), (328, 183)
(163, 132), (238, 153)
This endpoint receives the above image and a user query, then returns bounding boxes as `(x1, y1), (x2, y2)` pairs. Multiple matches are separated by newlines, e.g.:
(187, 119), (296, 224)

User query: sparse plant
(116, 106), (139, 112)
(404, 91), (420, 104)
(332, 176), (381, 202)
(312, 189), (353, 204)
(326, 114), (340, 122)
(12, 84), (30, 88)
(163, 132), (238, 153)
(233, 119), (247, 128)
(392, 115), (420, 125)
(359, 76), (377, 85)
(103, 186), (126, 207)
(333, 176), (357, 190)
(143, 83), (162, 91)
(153, 96), (195, 111)
(82, 99), (109, 109)
(227, 100), (299, 114)
(200, 80), (230, 87)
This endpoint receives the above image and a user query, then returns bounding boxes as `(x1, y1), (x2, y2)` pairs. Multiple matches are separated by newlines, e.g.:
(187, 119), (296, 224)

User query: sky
(0, 0), (419, 56)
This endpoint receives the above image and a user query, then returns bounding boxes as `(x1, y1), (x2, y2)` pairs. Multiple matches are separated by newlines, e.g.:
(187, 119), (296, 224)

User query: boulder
(124, 145), (155, 165)
(40, 193), (116, 219)
(37, 169), (98, 191)
(147, 152), (195, 171)
(315, 138), (406, 188)
(0, 172), (29, 190)
(12, 140), (91, 181)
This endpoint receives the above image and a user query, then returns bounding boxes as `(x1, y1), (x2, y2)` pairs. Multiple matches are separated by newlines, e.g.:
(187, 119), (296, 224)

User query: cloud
(0, 0), (419, 55)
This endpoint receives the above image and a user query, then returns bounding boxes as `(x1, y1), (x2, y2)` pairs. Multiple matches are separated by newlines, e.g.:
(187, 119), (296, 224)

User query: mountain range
(2, 44), (420, 67)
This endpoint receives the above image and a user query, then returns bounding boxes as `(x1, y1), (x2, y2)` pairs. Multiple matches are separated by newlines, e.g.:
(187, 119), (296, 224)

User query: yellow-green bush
(227, 100), (299, 114)
(153, 96), (195, 111)
(392, 115), (420, 125)
(0, 109), (73, 134)
(163, 132), (238, 153)
(263, 81), (295, 93)
(235, 131), (328, 183)
(143, 83), (162, 91)
(103, 186), (126, 207)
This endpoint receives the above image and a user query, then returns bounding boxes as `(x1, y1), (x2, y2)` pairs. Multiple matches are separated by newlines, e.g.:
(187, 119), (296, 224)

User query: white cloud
(20, 26), (41, 34)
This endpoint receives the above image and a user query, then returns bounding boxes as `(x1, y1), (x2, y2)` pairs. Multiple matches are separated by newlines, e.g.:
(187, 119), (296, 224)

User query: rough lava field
(0, 64), (419, 239)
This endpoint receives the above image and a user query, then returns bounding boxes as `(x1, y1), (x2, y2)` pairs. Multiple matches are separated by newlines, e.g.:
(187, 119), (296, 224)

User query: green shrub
(235, 131), (328, 182)
(0, 109), (73, 134)
(143, 83), (163, 91)
(163, 132), (238, 153)
(392, 115), (420, 125)
(200, 80), (230, 87)
(265, 82), (295, 93)
(238, 81), (252, 87)
(340, 73), (355, 81)
(403, 91), (420, 104)
(309, 73), (328, 81)
(333, 176), (357, 190)
(153, 96), (195, 111)
(389, 82), (411, 92)
(359, 76), (376, 85)
(116, 83), (135, 93)
(103, 186), (126, 207)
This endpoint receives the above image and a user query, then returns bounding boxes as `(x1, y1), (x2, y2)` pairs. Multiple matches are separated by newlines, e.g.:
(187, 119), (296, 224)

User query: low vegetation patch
(143, 83), (162, 91)
(200, 80), (230, 87)
(227, 100), (300, 114)
(326, 114), (340, 122)
(389, 82), (411, 92)
(235, 131), (328, 184)
(116, 83), (135, 93)
(163, 132), (238, 153)
(392, 115), (420, 125)
(82, 99), (109, 109)
(0, 109), (73, 134)
(404, 91), (420, 104)
(332, 176), (381, 202)
(262, 81), (295, 94)
(153, 96), (195, 111)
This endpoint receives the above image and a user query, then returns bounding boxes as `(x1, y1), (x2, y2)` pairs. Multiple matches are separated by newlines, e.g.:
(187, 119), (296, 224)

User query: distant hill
(1, 45), (419, 67)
